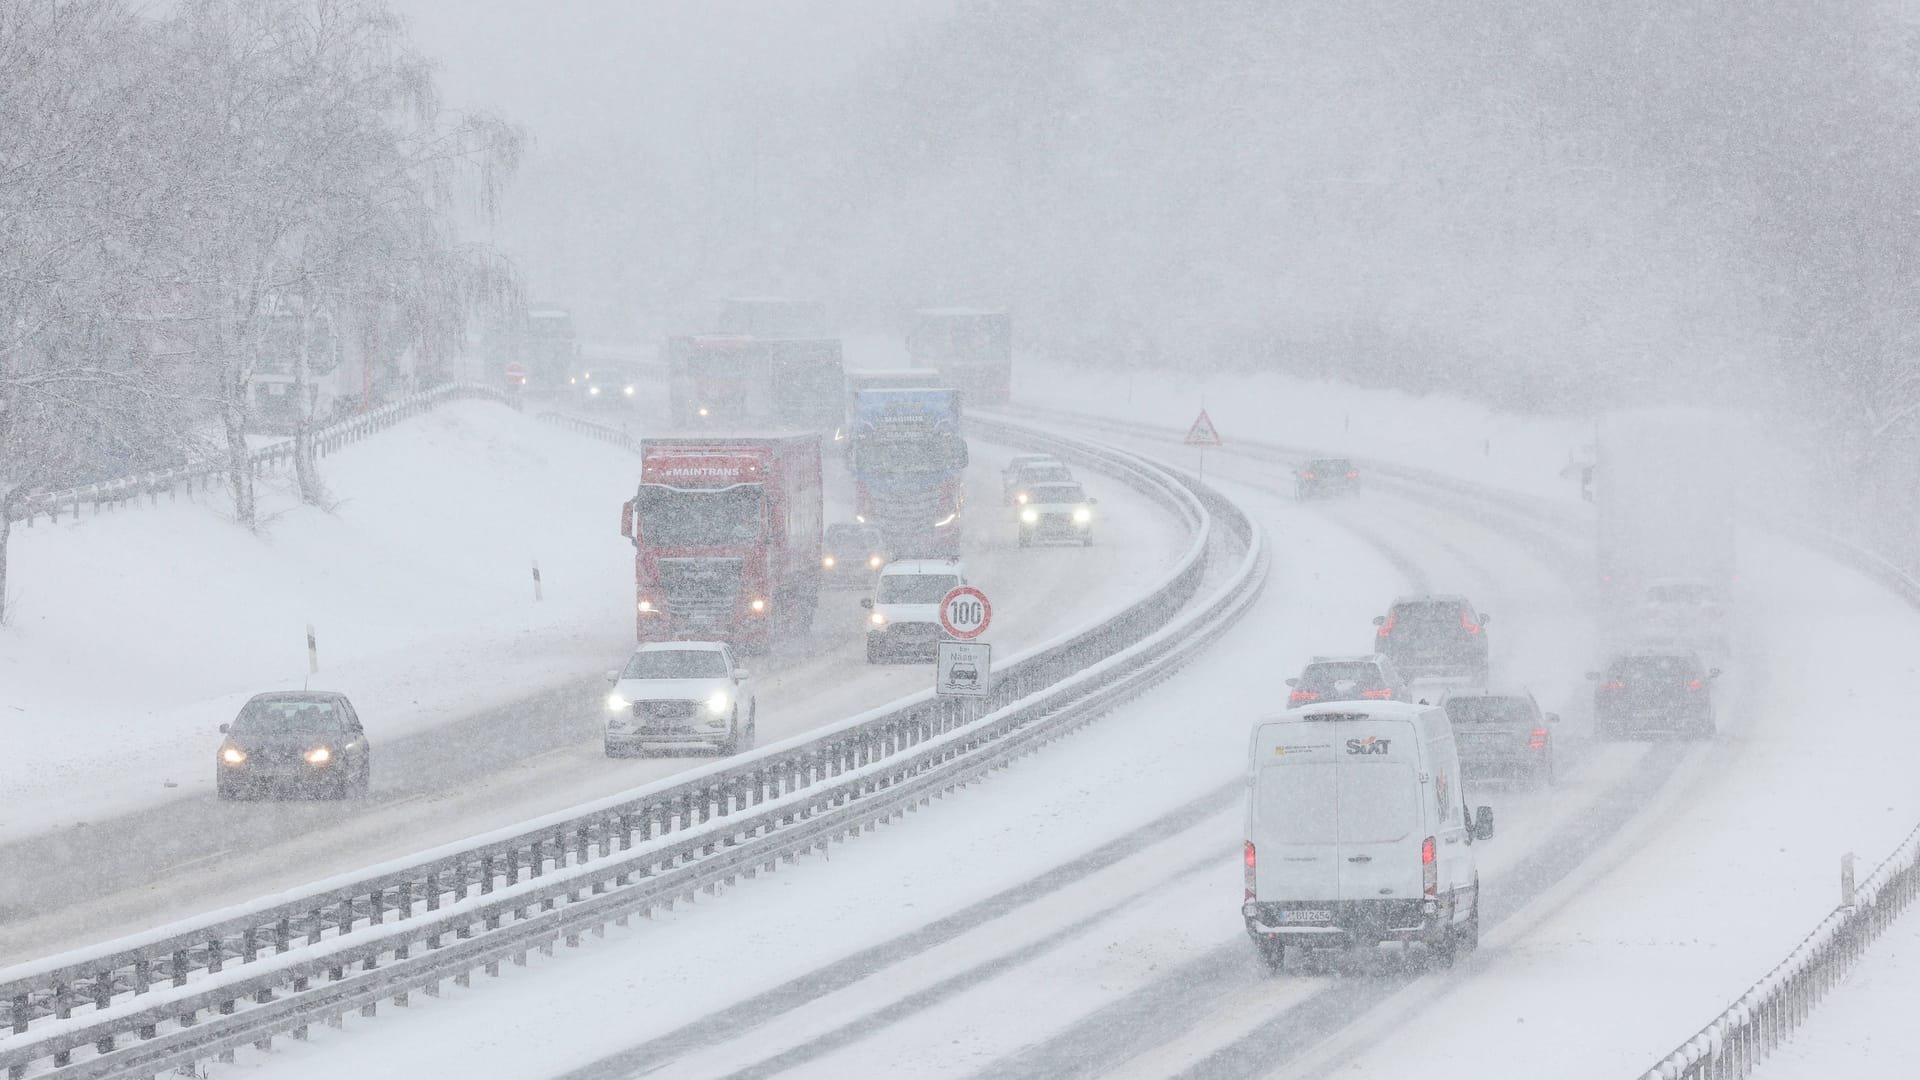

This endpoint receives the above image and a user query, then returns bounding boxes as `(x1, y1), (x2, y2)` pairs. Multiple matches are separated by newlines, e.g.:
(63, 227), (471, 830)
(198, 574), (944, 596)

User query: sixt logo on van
(1345, 736), (1392, 755)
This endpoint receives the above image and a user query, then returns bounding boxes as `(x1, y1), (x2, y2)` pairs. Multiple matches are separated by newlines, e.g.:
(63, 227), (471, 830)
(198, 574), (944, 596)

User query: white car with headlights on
(604, 641), (756, 756)
(862, 558), (967, 663)
(1017, 480), (1097, 546)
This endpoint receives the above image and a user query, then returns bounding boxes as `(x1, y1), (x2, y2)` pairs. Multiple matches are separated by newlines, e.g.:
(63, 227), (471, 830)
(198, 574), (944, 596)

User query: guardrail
(0, 414), (1267, 1080)
(1635, 520), (1920, 1080)
(8, 383), (512, 526)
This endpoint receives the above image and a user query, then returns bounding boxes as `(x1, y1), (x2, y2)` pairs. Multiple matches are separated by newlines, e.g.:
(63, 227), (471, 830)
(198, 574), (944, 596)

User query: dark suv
(1442, 689), (1557, 786)
(1295, 458), (1359, 499)
(1373, 594), (1490, 682)
(1285, 654), (1410, 708)
(1589, 651), (1719, 738)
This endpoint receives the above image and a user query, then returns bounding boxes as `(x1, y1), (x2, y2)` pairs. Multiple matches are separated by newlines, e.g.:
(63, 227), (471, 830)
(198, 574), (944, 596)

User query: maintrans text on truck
(620, 435), (823, 650)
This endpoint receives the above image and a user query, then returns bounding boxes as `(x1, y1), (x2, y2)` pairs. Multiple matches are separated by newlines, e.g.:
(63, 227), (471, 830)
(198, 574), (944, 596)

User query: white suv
(862, 558), (967, 663)
(604, 641), (756, 756)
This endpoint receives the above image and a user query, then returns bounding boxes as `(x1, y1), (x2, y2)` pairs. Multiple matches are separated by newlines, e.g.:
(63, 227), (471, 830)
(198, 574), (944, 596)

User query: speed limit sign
(939, 586), (992, 640)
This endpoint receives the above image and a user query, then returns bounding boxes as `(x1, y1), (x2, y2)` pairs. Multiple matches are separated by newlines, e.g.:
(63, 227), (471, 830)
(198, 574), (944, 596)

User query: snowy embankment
(0, 401), (638, 844)
(1755, 911), (1920, 1080)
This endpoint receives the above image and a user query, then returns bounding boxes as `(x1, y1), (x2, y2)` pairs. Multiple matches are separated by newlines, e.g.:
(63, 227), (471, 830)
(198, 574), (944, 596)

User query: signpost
(938, 585), (991, 640)
(936, 585), (992, 698)
(1185, 408), (1222, 481)
(936, 640), (991, 698)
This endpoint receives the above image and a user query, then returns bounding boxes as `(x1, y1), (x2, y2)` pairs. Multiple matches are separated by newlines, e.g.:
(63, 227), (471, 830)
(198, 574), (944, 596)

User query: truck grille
(657, 558), (743, 621)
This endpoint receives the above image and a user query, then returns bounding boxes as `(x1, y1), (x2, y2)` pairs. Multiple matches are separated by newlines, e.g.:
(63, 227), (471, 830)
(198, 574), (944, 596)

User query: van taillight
(1244, 841), (1257, 900)
(1422, 836), (1437, 896)
(1377, 612), (1395, 639)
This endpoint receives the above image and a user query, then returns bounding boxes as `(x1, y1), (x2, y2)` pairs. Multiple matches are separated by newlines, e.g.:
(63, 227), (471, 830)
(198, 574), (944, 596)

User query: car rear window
(623, 650), (728, 679)
(1306, 459), (1352, 473)
(1608, 656), (1698, 682)
(234, 699), (341, 734)
(1445, 697), (1534, 725)
(1391, 602), (1469, 633)
(1298, 662), (1386, 691)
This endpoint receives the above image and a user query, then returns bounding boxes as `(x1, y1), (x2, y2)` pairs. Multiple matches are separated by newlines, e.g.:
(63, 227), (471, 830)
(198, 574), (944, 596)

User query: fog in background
(392, 1), (1920, 528)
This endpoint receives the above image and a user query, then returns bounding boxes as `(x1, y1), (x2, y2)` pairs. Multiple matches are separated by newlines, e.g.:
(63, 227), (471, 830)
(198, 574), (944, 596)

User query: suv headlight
(305, 745), (334, 765)
(1073, 506), (1092, 524)
(221, 746), (246, 765)
(706, 690), (732, 714)
(607, 693), (631, 712)
(869, 611), (887, 626)
(1020, 508), (1039, 524)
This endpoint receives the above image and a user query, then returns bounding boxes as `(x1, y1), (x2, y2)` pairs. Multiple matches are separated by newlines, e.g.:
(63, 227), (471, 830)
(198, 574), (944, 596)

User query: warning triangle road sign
(1184, 409), (1223, 446)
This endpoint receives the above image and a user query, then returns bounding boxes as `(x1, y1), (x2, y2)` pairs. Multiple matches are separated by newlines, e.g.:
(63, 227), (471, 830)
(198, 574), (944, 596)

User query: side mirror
(1708, 668), (1722, 679)
(1478, 613), (1491, 626)
(1471, 806), (1495, 840)
(860, 597), (874, 609)
(1284, 677), (1298, 687)
(734, 670), (750, 681)
(1544, 712), (1561, 724)
(1087, 497), (1098, 506)
(1371, 615), (1387, 627)
(218, 723), (230, 734)
(620, 499), (636, 543)
(605, 670), (620, 684)
(1584, 671), (1602, 681)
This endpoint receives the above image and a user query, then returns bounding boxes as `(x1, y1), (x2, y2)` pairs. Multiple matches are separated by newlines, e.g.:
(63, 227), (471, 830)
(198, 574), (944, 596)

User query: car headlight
(588, 386), (600, 395)
(624, 385), (635, 395)
(749, 597), (768, 613)
(870, 611), (887, 626)
(305, 745), (333, 765)
(569, 376), (577, 385)
(1020, 508), (1039, 524)
(607, 693), (630, 712)
(706, 690), (732, 714)
(868, 554), (882, 568)
(823, 555), (837, 568)
(221, 746), (246, 765)
(1073, 506), (1092, 524)
(698, 406), (710, 417)
(1015, 492), (1029, 504)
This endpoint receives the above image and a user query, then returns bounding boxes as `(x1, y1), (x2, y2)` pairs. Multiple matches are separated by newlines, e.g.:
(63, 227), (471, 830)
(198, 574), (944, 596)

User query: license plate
(1282, 909), (1332, 925)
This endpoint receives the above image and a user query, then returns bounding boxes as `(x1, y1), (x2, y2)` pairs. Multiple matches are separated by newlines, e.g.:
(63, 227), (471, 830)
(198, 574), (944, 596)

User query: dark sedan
(217, 692), (372, 799)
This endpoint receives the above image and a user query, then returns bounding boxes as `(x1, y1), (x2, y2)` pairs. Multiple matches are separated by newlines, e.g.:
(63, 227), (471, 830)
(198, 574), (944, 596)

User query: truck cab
(1242, 702), (1493, 973)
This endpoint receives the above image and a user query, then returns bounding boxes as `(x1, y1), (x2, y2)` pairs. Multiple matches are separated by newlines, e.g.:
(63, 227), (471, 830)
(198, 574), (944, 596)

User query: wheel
(604, 738), (628, 759)
(216, 777), (240, 801)
(1538, 753), (1556, 788)
(1254, 936), (1287, 975)
(1693, 712), (1717, 738)
(1017, 530), (1032, 548)
(356, 759), (372, 798)
(1082, 533), (1094, 547)
(720, 709), (742, 755)
(745, 703), (757, 748)
(1597, 717), (1623, 740)
(866, 639), (883, 664)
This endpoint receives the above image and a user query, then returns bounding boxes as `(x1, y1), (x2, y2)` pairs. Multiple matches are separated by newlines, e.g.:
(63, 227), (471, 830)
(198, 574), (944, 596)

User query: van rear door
(1252, 755), (1338, 901)
(1332, 748), (1426, 903)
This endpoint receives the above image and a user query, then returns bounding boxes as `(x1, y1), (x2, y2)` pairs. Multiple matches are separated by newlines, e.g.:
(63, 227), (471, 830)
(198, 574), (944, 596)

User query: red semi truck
(620, 434), (823, 649)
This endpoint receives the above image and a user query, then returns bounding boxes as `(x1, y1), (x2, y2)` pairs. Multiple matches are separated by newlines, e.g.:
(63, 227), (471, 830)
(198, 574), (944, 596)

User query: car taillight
(1603, 681), (1625, 691)
(1461, 611), (1480, 635)
(1688, 679), (1704, 690)
(1422, 836), (1437, 896)
(1376, 612), (1395, 639)
(1346, 470), (1358, 478)
(1529, 728), (1547, 749)
(1244, 841), (1257, 900)
(1289, 689), (1321, 704)
(1302, 471), (1317, 479)
(1360, 688), (1395, 699)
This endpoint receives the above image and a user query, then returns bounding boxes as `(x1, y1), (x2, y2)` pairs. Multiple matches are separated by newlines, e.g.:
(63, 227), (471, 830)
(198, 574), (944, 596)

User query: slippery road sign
(936, 641), (991, 698)
(1185, 409), (1222, 446)
(939, 586), (992, 640)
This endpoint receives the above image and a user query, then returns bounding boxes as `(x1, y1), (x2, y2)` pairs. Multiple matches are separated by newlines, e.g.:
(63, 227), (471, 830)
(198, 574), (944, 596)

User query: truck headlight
(588, 386), (600, 396)
(706, 690), (732, 713)
(1015, 492), (1029, 504)
(822, 555), (836, 568)
(1020, 508), (1039, 524)
(1073, 506), (1092, 524)
(868, 554), (883, 568)
(698, 406), (710, 417)
(749, 597), (767, 613)
(624, 385), (635, 395)
(607, 693), (630, 712)
(869, 611), (887, 626)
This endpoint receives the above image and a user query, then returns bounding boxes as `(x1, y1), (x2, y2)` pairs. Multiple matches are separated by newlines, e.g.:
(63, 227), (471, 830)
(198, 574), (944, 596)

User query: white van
(1242, 701), (1494, 972)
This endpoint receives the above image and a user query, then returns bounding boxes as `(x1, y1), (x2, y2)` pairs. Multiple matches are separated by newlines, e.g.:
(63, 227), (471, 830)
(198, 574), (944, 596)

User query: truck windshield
(621, 650), (728, 679)
(878, 574), (959, 603)
(635, 485), (764, 546)
(860, 437), (955, 473)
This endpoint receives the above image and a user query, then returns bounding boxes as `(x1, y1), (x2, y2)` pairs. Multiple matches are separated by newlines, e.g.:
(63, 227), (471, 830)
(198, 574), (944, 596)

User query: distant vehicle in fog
(1017, 481), (1097, 546)
(822, 522), (888, 588)
(1441, 688), (1557, 786)
(217, 692), (371, 800)
(1295, 457), (1359, 499)
(1637, 576), (1731, 652)
(1286, 654), (1410, 707)
(604, 642), (756, 756)
(1005, 459), (1074, 506)
(1373, 594), (1490, 683)
(863, 558), (967, 663)
(574, 364), (641, 409)
(1589, 649), (1720, 738)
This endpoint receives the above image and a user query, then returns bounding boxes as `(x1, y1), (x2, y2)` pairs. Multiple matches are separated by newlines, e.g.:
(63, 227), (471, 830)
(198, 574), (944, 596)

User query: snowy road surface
(0, 409), (1190, 963)
(223, 426), (1617, 1079)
